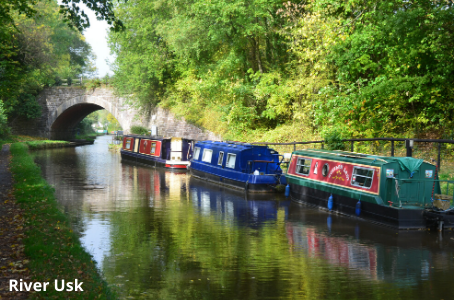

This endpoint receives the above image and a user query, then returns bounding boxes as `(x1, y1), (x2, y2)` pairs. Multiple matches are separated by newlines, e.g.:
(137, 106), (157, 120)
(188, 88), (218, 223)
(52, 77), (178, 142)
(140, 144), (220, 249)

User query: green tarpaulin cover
(396, 157), (424, 174)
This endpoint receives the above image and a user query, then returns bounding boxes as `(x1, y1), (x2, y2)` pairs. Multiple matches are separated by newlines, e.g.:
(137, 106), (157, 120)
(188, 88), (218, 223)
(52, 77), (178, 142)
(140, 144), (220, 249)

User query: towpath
(0, 144), (29, 299)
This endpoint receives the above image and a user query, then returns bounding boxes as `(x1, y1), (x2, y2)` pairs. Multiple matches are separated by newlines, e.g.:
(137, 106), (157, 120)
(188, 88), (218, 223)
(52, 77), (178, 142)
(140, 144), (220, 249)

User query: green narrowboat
(285, 149), (453, 230)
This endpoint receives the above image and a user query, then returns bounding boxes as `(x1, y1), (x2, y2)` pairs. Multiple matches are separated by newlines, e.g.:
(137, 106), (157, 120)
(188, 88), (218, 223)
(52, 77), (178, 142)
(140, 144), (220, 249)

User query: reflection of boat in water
(121, 135), (194, 169)
(286, 204), (453, 287)
(285, 149), (453, 229)
(189, 141), (287, 193)
(189, 177), (290, 227)
(121, 159), (189, 205)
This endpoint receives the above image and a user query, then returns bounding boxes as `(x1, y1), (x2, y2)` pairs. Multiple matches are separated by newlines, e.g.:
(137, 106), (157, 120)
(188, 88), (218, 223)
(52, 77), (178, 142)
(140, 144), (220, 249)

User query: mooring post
(391, 140), (394, 157)
(293, 141), (296, 152)
(321, 143), (324, 149)
(405, 139), (413, 157)
(437, 143), (441, 169)
(351, 141), (354, 152)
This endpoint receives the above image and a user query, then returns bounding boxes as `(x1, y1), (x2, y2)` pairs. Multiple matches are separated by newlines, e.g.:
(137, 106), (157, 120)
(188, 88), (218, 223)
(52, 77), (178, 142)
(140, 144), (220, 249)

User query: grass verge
(24, 140), (70, 150)
(74, 133), (104, 143)
(9, 143), (115, 299)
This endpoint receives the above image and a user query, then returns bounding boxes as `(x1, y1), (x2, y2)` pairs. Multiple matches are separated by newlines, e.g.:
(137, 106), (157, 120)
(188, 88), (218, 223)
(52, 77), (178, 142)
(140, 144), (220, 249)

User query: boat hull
(121, 150), (189, 169)
(288, 182), (453, 230)
(190, 167), (279, 193)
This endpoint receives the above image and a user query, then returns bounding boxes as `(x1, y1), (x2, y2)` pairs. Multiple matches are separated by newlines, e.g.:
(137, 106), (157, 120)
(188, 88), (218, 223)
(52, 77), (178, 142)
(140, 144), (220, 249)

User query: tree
(320, 0), (454, 138)
(107, 0), (454, 140)
(0, 0), (95, 120)
(0, 0), (123, 32)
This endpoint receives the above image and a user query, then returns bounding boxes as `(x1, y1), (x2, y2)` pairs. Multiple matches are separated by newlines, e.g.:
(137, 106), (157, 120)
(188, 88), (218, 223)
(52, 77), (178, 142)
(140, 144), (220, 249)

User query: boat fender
(328, 194), (333, 210)
(285, 184), (290, 197)
(355, 200), (361, 216)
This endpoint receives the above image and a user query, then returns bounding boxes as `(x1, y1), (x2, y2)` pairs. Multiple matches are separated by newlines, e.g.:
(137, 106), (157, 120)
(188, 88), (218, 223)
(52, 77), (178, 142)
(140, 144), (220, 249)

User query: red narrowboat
(121, 134), (194, 169)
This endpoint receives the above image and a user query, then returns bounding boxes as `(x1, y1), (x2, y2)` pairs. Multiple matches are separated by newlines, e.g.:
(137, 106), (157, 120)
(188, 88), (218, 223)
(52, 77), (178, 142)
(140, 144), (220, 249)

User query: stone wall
(140, 107), (221, 141)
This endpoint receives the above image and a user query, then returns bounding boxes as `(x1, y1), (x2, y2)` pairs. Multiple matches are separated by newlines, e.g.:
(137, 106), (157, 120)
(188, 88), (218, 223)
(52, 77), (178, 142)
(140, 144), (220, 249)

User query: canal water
(32, 135), (454, 299)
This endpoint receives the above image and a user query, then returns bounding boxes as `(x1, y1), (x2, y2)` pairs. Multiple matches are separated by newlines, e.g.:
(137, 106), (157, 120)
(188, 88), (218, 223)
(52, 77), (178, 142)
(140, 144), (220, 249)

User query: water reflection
(189, 178), (290, 228)
(287, 206), (453, 288)
(31, 136), (453, 300)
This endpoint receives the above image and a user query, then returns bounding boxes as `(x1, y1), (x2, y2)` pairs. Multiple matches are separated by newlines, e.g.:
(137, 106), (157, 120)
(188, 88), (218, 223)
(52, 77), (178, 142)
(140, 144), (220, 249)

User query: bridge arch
(49, 94), (127, 140)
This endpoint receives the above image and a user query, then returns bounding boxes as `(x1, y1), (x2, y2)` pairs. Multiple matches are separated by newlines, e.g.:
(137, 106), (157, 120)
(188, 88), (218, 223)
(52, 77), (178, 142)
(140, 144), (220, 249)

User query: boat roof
(293, 149), (433, 168)
(124, 134), (163, 139)
(196, 140), (269, 151)
(124, 134), (193, 141)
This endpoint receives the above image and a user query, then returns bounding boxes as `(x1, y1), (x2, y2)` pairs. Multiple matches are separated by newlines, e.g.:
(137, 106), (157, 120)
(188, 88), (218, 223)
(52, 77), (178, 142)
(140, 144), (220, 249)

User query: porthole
(322, 163), (329, 177)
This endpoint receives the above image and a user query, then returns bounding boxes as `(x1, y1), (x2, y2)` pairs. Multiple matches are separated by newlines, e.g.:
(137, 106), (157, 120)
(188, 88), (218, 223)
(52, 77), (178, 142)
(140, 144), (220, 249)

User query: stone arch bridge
(9, 87), (220, 141)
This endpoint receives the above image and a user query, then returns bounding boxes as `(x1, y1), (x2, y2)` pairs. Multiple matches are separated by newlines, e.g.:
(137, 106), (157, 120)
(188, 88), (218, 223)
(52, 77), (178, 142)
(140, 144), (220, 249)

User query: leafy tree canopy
(108, 0), (453, 140)
(0, 0), (123, 32)
(0, 0), (95, 119)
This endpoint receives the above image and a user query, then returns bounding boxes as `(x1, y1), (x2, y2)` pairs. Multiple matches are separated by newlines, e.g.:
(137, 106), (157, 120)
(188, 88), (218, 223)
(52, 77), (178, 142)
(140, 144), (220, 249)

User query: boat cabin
(121, 134), (194, 169)
(189, 141), (286, 192)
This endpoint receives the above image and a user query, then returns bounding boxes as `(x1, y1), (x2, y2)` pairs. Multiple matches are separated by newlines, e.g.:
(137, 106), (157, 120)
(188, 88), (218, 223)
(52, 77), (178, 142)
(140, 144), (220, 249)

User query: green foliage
(106, 112), (121, 131)
(12, 93), (42, 119)
(75, 118), (95, 136)
(109, 0), (292, 132)
(0, 0), (123, 33)
(324, 130), (346, 151)
(103, 74), (111, 85)
(84, 78), (102, 90)
(0, 0), (95, 122)
(130, 125), (149, 135)
(0, 100), (10, 138)
(80, 110), (122, 135)
(24, 140), (69, 150)
(108, 0), (453, 142)
(320, 0), (454, 138)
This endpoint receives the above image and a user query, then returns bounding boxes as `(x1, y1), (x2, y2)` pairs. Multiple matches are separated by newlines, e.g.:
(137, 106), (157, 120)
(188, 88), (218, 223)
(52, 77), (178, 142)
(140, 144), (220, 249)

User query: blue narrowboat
(189, 141), (287, 192)
(286, 149), (454, 230)
(121, 134), (194, 169)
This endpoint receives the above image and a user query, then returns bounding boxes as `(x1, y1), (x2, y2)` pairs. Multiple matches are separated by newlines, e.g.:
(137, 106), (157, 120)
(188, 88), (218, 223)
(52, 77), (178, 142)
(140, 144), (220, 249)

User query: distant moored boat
(120, 134), (194, 169)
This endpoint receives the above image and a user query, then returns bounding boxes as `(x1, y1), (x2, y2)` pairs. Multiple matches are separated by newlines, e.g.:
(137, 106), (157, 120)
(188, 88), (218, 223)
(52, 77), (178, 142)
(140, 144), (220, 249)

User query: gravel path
(0, 144), (30, 299)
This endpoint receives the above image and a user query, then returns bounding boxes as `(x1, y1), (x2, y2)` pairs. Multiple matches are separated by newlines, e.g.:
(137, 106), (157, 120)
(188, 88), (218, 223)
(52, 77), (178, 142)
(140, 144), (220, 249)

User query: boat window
(202, 149), (213, 163)
(226, 153), (236, 168)
(296, 157), (312, 175)
(218, 151), (224, 166)
(150, 142), (156, 155)
(351, 167), (374, 188)
(322, 164), (329, 177)
(193, 147), (201, 160)
(125, 139), (131, 149)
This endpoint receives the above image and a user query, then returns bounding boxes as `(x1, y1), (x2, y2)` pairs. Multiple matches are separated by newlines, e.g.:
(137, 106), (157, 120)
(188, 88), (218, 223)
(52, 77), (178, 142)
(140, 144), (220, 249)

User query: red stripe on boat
(165, 164), (187, 169)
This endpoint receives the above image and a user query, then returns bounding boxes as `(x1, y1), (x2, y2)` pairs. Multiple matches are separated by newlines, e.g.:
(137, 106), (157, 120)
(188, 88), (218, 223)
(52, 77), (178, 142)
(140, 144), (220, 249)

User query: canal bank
(0, 142), (114, 299)
(0, 144), (30, 299)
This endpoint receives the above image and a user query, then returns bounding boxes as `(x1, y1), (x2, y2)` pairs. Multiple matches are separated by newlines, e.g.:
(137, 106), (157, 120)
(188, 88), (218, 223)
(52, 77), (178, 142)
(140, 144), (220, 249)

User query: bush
(130, 125), (149, 135)
(84, 78), (102, 90)
(75, 118), (95, 136)
(0, 100), (10, 138)
(324, 130), (346, 151)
